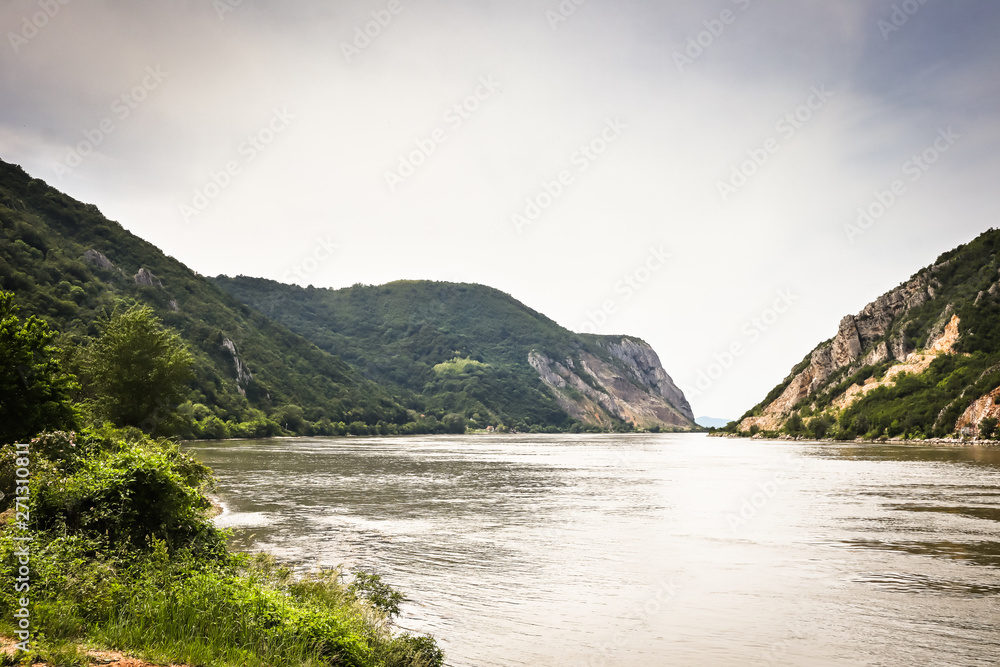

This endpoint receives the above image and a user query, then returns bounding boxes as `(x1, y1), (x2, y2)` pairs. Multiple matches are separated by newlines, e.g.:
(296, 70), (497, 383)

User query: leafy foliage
(213, 277), (663, 431)
(0, 290), (77, 444)
(0, 159), (413, 438)
(348, 572), (406, 618)
(84, 304), (194, 429)
(0, 428), (444, 666)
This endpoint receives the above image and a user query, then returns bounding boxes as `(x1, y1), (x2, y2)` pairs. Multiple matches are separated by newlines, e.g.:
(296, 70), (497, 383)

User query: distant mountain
(213, 277), (698, 431)
(733, 229), (1000, 440)
(696, 416), (732, 429)
(0, 158), (410, 438)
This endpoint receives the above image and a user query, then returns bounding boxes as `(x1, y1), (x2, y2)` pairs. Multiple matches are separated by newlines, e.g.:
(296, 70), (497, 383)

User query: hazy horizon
(3, 0), (999, 418)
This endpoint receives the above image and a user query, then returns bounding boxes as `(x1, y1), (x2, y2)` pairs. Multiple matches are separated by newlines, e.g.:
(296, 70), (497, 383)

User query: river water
(184, 433), (1000, 667)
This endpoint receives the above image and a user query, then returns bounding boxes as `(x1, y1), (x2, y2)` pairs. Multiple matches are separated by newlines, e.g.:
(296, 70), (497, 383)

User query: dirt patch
(1, 637), (190, 667)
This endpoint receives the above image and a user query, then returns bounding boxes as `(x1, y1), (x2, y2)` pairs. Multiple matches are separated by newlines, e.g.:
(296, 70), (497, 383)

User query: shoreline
(708, 432), (1000, 447)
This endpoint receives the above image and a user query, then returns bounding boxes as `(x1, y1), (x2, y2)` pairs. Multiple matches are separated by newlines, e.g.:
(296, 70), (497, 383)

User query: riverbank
(0, 428), (445, 667)
(708, 432), (1000, 446)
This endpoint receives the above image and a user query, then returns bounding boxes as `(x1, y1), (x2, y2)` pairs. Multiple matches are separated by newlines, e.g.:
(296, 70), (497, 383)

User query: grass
(0, 429), (444, 667)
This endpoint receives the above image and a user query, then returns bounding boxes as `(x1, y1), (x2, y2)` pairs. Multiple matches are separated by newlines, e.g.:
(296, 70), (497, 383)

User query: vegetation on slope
(0, 289), (443, 666)
(213, 277), (655, 432)
(724, 228), (1000, 441)
(0, 159), (442, 439)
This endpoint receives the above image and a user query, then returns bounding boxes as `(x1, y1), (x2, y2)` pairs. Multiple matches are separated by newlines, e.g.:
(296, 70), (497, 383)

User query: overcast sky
(2, 0), (999, 419)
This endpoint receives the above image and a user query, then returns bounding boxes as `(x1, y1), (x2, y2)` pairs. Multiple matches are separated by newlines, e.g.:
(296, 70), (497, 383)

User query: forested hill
(213, 276), (697, 431)
(731, 228), (1000, 441)
(0, 158), (408, 438)
(0, 157), (694, 436)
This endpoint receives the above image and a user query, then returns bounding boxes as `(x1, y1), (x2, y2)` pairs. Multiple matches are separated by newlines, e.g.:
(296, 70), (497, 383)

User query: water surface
(185, 434), (1000, 666)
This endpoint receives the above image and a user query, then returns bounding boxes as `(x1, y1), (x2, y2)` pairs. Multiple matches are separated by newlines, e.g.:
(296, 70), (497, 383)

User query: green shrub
(0, 428), (444, 667)
(981, 417), (999, 439)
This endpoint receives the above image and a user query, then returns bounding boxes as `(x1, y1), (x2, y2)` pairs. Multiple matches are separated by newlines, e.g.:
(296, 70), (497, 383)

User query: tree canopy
(0, 290), (78, 444)
(86, 304), (194, 431)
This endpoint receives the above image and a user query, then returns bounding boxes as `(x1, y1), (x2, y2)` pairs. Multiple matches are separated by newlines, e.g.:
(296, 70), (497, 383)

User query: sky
(2, 0), (999, 420)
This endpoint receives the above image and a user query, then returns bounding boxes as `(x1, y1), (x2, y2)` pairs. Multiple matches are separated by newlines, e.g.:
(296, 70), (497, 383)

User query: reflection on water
(837, 539), (1000, 567)
(852, 571), (1000, 596)
(186, 434), (1000, 667)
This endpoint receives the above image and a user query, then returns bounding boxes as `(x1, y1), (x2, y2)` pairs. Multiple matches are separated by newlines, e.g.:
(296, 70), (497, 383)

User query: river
(184, 433), (1000, 666)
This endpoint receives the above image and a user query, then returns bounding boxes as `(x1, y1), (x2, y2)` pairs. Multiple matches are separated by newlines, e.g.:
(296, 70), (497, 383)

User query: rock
(222, 337), (254, 396)
(603, 337), (695, 421)
(832, 316), (863, 367)
(738, 268), (939, 433)
(860, 341), (890, 367)
(134, 268), (163, 288)
(527, 338), (696, 430)
(956, 387), (1000, 434)
(889, 334), (910, 361)
(83, 249), (114, 271)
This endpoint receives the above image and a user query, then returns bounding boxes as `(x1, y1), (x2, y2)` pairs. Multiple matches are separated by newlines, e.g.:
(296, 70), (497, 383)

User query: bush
(0, 290), (78, 445)
(0, 428), (444, 666)
(30, 433), (224, 555)
(348, 572), (405, 618)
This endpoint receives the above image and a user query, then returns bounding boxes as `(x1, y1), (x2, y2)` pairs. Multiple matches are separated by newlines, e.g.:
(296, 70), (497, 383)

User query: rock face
(604, 338), (694, 420)
(222, 337), (254, 396)
(134, 267), (163, 288)
(956, 387), (1000, 435)
(82, 249), (114, 271)
(739, 269), (943, 432)
(528, 337), (695, 430)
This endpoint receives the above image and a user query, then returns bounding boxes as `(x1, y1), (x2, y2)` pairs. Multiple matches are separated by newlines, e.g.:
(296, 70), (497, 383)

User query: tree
(441, 413), (467, 434)
(86, 304), (193, 430)
(980, 417), (999, 440)
(784, 413), (804, 436)
(0, 291), (78, 444)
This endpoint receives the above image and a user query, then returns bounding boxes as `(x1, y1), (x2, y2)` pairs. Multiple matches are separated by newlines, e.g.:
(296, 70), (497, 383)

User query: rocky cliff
(734, 229), (1000, 440)
(214, 277), (698, 432)
(529, 337), (695, 430)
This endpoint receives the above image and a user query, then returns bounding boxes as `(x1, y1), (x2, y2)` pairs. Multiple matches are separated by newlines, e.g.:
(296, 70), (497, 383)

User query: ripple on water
(852, 571), (1000, 596)
(835, 538), (1000, 567)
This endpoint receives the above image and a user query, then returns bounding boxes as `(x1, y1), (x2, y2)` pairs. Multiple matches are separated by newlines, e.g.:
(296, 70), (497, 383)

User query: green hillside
(0, 158), (410, 438)
(731, 228), (1000, 441)
(212, 277), (696, 431)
